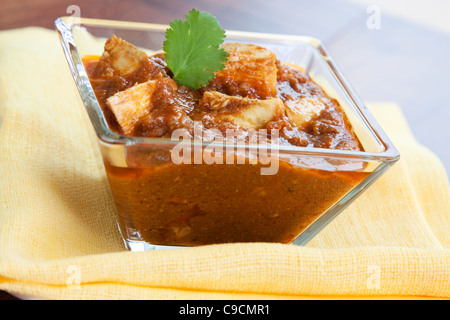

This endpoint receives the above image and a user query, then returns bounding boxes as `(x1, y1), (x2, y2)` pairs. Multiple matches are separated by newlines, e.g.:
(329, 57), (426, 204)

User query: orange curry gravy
(84, 36), (368, 246)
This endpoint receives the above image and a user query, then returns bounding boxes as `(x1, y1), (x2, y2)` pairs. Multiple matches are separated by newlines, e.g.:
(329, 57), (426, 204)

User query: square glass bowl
(55, 17), (399, 251)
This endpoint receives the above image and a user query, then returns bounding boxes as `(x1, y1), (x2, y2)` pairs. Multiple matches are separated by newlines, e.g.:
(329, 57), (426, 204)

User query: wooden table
(1, 0), (449, 300)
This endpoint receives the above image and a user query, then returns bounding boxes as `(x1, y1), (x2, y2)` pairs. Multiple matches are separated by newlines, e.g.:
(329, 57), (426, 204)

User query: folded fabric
(0, 27), (449, 300)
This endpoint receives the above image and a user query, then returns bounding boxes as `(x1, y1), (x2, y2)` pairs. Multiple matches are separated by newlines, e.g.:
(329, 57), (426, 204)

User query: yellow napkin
(1, 27), (449, 300)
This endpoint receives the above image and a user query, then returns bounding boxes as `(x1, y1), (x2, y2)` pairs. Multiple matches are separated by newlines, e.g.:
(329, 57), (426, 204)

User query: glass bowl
(55, 16), (399, 251)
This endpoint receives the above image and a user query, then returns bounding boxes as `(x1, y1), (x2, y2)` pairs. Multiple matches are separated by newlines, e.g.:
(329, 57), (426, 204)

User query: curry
(84, 35), (368, 246)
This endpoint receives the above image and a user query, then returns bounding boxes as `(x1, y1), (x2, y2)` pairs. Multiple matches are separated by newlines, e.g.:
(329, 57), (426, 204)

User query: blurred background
(1, 0), (450, 175)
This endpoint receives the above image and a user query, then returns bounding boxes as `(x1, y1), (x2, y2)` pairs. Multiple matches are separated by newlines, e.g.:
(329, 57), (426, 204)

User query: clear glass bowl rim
(54, 16), (400, 164)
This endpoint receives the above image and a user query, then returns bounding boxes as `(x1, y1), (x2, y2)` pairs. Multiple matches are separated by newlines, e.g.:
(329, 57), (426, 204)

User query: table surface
(1, 0), (449, 300)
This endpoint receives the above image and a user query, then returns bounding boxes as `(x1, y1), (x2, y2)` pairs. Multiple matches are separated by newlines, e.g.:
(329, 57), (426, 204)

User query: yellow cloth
(0, 27), (449, 300)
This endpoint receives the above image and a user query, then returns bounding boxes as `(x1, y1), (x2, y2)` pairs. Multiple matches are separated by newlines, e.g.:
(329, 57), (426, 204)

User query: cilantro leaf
(163, 9), (228, 89)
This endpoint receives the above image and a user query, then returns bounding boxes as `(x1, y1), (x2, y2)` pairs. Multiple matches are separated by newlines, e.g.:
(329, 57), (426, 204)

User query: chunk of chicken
(101, 34), (150, 76)
(106, 80), (156, 135)
(285, 97), (327, 128)
(210, 43), (278, 99)
(199, 91), (284, 129)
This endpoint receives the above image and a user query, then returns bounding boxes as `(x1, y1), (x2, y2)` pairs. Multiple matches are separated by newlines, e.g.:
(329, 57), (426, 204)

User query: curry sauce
(84, 35), (368, 246)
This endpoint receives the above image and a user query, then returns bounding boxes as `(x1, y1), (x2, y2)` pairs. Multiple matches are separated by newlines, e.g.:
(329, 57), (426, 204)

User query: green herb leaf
(163, 9), (228, 89)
